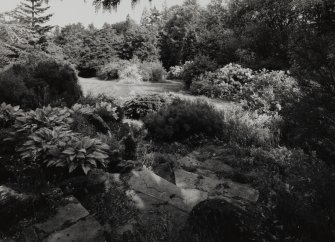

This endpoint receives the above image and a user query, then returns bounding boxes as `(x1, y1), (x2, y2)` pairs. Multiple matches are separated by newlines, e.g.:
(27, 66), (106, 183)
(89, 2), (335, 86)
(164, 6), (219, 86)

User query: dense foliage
(123, 93), (174, 119)
(191, 64), (301, 114)
(0, 56), (82, 108)
(144, 99), (225, 141)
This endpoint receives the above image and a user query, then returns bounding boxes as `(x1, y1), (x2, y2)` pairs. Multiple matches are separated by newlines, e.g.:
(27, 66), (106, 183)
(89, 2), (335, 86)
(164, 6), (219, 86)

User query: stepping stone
(35, 197), (89, 234)
(44, 216), (105, 242)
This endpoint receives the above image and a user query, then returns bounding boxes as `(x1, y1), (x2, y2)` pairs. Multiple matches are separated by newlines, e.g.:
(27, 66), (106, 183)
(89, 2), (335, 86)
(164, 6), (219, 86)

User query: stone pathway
(23, 196), (105, 242)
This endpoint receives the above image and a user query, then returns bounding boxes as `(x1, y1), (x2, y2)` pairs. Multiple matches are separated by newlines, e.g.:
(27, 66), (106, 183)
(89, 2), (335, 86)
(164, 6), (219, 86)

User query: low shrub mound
(123, 94), (174, 119)
(0, 57), (82, 109)
(143, 99), (225, 141)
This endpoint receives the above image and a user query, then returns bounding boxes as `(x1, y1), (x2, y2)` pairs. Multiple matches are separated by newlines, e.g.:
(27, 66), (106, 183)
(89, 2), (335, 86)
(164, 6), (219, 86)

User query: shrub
(282, 92), (335, 165)
(97, 59), (130, 80)
(167, 65), (184, 80)
(143, 99), (225, 141)
(230, 145), (335, 241)
(241, 70), (301, 114)
(0, 58), (82, 108)
(19, 127), (110, 175)
(118, 63), (143, 84)
(182, 55), (218, 89)
(123, 94), (174, 119)
(139, 61), (166, 82)
(191, 63), (254, 100)
(191, 64), (300, 114)
(221, 105), (282, 147)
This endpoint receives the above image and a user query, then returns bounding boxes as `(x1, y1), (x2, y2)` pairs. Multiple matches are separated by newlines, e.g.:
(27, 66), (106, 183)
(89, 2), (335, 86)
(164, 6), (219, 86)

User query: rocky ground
(0, 143), (261, 242)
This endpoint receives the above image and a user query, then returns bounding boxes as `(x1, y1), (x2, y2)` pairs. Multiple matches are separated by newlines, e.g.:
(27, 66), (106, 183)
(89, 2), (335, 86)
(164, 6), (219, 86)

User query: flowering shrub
(167, 65), (184, 80)
(97, 59), (130, 80)
(191, 64), (300, 114)
(118, 63), (143, 84)
(139, 61), (167, 83)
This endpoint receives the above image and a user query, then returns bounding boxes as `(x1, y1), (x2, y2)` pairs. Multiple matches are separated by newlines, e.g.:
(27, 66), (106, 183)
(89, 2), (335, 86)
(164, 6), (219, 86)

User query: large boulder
(179, 199), (262, 242)
(0, 185), (40, 229)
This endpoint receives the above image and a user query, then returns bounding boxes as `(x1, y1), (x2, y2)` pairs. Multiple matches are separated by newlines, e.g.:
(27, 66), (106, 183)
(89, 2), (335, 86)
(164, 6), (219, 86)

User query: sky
(0, 0), (212, 28)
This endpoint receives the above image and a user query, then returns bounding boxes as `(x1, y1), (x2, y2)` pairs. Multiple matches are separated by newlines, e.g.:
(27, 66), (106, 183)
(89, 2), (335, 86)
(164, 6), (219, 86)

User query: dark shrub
(282, 92), (335, 165)
(123, 94), (174, 119)
(143, 99), (225, 141)
(0, 58), (82, 108)
(182, 55), (218, 89)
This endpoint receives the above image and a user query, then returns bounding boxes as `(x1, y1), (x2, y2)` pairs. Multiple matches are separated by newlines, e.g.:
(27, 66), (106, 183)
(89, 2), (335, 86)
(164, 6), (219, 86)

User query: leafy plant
(12, 106), (74, 136)
(19, 127), (110, 174)
(0, 103), (23, 128)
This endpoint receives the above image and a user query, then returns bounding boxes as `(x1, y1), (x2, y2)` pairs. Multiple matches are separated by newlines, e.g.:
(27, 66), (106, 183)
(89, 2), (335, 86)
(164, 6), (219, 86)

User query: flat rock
(44, 216), (105, 242)
(35, 197), (89, 234)
(177, 155), (234, 175)
(127, 167), (207, 213)
(174, 169), (259, 203)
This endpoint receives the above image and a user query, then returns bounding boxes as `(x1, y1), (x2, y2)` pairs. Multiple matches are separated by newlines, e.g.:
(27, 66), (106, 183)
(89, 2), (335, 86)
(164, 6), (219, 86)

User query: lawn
(79, 77), (183, 98)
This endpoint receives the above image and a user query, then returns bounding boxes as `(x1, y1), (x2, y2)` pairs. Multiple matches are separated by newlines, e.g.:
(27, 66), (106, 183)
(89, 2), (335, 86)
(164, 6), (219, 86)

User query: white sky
(0, 0), (212, 28)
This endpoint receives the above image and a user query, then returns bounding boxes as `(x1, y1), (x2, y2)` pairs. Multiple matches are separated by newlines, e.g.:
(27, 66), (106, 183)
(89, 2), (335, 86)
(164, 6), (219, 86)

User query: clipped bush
(0, 58), (82, 108)
(123, 94), (174, 119)
(143, 99), (225, 141)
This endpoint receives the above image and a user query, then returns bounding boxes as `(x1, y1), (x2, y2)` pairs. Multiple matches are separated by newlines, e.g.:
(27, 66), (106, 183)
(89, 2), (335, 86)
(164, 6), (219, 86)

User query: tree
(93, 0), (151, 10)
(13, 0), (53, 35)
(159, 1), (201, 68)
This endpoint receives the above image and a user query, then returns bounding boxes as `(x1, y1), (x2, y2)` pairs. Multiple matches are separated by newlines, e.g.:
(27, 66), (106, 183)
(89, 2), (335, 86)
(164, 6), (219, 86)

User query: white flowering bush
(191, 64), (301, 114)
(118, 64), (143, 84)
(167, 63), (190, 80)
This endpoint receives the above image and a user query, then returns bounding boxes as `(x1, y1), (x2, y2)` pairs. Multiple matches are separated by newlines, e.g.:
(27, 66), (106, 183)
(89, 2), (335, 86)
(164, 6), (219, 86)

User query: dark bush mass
(144, 99), (225, 141)
(0, 58), (82, 108)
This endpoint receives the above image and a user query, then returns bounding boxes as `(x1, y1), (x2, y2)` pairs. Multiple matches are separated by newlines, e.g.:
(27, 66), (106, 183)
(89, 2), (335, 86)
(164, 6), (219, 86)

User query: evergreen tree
(13, 0), (53, 35)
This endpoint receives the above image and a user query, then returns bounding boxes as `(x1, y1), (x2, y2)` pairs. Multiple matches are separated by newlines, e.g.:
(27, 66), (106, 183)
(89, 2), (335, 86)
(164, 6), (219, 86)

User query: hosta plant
(13, 106), (74, 135)
(19, 127), (110, 175)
